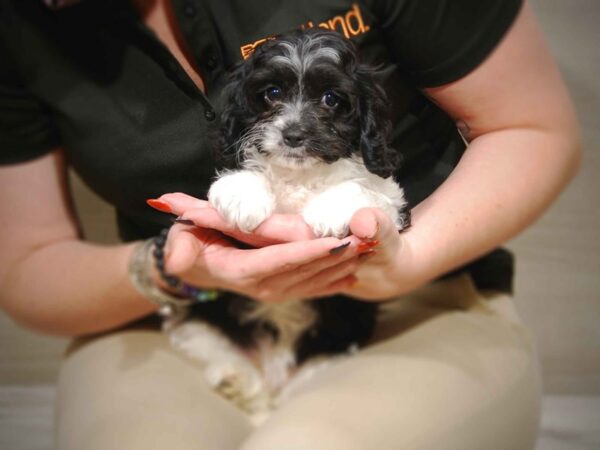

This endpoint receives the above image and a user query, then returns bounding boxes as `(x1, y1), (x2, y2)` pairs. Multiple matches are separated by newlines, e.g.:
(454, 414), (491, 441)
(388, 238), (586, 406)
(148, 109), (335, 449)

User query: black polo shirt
(0, 0), (522, 293)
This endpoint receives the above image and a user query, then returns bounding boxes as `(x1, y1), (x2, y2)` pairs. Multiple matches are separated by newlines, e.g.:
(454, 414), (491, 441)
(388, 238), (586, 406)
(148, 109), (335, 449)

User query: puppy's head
(218, 28), (399, 177)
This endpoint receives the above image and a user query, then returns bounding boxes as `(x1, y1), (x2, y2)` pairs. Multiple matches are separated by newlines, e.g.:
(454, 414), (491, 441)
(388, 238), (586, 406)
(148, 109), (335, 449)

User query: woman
(0, 0), (580, 448)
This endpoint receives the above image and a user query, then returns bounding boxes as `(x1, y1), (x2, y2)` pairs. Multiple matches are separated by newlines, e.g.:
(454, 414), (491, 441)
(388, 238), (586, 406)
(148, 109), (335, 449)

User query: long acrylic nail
(172, 217), (195, 226)
(329, 241), (351, 255)
(147, 199), (172, 214)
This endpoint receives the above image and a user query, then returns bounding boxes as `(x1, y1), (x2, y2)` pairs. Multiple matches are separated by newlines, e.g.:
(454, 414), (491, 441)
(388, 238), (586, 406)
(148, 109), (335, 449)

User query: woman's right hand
(151, 193), (368, 303)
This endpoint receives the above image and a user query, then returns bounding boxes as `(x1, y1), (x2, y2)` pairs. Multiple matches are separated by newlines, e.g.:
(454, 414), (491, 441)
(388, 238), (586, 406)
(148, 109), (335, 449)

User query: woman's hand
(339, 208), (425, 301)
(151, 192), (315, 247)
(149, 193), (372, 303)
(150, 193), (420, 302)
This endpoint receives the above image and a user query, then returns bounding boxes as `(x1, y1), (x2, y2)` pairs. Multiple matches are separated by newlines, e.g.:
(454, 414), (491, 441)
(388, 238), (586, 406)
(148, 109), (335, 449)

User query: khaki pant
(55, 275), (542, 449)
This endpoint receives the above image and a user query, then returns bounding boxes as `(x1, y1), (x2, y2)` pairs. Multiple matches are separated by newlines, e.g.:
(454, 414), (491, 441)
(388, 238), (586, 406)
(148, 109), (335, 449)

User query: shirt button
(204, 109), (216, 121)
(183, 2), (197, 18)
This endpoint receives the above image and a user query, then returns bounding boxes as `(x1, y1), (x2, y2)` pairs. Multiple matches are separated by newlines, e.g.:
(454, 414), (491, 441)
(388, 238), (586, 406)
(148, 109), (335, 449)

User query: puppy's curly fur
(170, 29), (410, 419)
(218, 28), (401, 178)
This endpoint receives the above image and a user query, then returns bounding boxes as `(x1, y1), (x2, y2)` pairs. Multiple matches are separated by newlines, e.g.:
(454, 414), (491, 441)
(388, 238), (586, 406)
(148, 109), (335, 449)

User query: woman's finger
(165, 225), (233, 276)
(148, 192), (211, 216)
(310, 274), (359, 298)
(164, 225), (205, 274)
(252, 213), (315, 242)
(280, 257), (361, 300)
(218, 236), (356, 281)
(180, 208), (315, 246)
(256, 249), (360, 295)
(148, 192), (316, 245)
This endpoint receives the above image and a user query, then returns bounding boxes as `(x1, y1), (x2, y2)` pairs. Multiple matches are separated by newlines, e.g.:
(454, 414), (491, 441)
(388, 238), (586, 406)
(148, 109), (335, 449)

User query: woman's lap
(55, 330), (253, 450)
(55, 275), (541, 450)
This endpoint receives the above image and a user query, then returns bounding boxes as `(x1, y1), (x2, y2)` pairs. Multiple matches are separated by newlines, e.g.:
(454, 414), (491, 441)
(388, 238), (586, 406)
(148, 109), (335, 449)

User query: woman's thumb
(348, 207), (398, 245)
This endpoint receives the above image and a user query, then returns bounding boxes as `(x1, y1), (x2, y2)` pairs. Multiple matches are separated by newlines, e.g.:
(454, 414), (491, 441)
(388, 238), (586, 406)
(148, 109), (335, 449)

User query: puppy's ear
(356, 68), (401, 178)
(216, 63), (249, 169)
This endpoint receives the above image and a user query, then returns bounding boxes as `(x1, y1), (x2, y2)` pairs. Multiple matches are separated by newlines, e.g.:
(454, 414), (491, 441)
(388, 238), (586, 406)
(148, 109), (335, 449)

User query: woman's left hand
(151, 192), (316, 247)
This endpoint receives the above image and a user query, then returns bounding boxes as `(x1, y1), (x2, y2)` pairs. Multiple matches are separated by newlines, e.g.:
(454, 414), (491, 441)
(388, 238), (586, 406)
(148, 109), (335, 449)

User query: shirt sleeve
(0, 39), (60, 165)
(370, 0), (523, 88)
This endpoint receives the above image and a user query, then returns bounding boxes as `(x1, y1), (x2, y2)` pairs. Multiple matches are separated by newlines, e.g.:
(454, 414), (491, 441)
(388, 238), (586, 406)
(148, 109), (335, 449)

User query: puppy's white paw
(205, 360), (274, 420)
(302, 182), (369, 238)
(303, 208), (351, 238)
(168, 321), (272, 416)
(208, 171), (275, 232)
(204, 361), (264, 399)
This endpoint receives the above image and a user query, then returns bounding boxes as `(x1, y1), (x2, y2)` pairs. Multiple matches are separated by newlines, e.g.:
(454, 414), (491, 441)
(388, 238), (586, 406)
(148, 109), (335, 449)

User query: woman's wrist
(380, 210), (454, 300)
(387, 230), (432, 297)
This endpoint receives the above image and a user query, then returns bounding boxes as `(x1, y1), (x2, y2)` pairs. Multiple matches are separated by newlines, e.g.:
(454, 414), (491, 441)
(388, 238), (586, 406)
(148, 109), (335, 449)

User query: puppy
(169, 29), (409, 422)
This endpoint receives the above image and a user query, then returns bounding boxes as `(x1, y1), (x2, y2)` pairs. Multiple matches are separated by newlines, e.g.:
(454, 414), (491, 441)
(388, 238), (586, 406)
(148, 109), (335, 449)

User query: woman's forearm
(1, 240), (157, 336)
(399, 126), (581, 288)
(387, 2), (582, 291)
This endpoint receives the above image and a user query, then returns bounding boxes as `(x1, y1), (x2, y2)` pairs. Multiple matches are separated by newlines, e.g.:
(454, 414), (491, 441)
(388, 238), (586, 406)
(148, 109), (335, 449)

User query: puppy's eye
(321, 91), (340, 108)
(264, 86), (283, 104)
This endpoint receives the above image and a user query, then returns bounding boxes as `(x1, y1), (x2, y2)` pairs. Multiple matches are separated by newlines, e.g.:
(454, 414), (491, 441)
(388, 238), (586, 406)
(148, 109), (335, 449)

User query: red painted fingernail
(147, 199), (172, 214)
(357, 240), (379, 253)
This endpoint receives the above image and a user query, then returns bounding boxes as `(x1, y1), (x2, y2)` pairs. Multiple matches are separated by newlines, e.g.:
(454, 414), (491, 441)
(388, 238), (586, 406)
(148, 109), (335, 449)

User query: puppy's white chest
(270, 178), (319, 214)
(208, 156), (407, 238)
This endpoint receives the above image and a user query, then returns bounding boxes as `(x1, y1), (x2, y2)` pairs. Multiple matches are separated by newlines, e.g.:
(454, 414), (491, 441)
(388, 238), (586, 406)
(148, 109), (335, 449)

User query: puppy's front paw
(208, 171), (275, 232)
(303, 205), (352, 238)
(302, 183), (368, 238)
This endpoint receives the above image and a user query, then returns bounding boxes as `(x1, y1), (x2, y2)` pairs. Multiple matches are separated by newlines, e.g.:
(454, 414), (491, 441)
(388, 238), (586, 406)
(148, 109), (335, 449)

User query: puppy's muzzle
(282, 124), (306, 148)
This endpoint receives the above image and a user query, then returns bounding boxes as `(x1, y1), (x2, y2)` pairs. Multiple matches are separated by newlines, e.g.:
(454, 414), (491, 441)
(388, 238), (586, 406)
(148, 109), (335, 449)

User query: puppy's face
(241, 37), (360, 169)
(220, 29), (399, 177)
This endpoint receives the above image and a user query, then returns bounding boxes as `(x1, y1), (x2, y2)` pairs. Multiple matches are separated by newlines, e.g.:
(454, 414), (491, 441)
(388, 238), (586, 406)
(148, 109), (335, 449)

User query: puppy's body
(169, 29), (409, 422)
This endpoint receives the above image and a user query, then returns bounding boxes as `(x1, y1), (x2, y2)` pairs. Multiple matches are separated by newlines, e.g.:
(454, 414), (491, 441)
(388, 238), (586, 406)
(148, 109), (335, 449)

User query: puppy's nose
(282, 125), (305, 148)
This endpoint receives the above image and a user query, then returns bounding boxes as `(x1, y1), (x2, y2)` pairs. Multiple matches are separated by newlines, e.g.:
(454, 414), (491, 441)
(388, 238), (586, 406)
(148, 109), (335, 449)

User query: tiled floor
(0, 386), (598, 450)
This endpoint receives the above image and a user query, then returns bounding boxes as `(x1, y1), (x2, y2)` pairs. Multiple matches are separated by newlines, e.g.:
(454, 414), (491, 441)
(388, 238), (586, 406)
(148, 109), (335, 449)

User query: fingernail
(172, 217), (195, 226)
(358, 250), (377, 261)
(361, 215), (380, 241)
(147, 199), (172, 214)
(329, 241), (351, 255)
(357, 240), (379, 253)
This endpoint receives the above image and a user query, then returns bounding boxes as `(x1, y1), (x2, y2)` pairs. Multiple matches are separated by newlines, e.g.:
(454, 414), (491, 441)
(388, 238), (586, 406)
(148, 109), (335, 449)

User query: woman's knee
(240, 350), (540, 450)
(56, 330), (253, 450)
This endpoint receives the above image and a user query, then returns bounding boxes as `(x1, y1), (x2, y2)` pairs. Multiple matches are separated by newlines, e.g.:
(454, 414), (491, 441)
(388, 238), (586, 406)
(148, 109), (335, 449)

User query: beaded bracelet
(152, 227), (220, 303)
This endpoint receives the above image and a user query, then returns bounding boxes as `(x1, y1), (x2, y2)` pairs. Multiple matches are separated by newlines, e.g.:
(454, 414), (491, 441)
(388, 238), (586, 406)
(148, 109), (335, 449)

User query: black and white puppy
(170, 29), (409, 420)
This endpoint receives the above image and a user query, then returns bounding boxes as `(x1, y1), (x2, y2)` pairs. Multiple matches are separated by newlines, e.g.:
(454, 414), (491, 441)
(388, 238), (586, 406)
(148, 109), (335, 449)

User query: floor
(0, 386), (598, 450)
